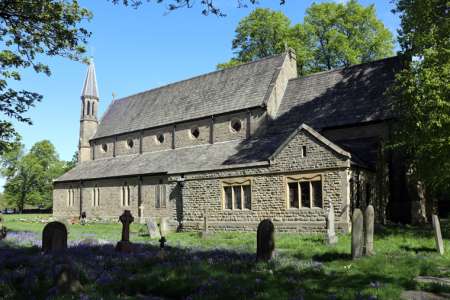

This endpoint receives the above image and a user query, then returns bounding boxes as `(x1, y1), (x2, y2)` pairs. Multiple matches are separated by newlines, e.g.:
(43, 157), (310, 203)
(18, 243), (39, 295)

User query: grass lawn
(1, 214), (449, 299)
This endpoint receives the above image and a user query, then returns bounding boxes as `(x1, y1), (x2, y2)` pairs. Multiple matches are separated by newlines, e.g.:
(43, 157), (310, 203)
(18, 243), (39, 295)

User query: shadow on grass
(375, 223), (450, 239)
(312, 251), (352, 262)
(400, 245), (436, 253)
(0, 240), (412, 300)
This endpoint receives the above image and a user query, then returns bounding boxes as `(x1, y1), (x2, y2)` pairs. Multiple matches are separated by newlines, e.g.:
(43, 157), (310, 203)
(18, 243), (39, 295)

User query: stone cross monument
(116, 210), (134, 253)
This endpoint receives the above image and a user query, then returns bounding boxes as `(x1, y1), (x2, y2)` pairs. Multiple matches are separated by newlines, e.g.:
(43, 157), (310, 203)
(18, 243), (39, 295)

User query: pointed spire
(81, 58), (99, 99)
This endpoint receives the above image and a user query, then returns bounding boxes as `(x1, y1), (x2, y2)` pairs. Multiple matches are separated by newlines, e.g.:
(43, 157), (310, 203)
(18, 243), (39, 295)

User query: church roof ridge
(288, 55), (402, 83)
(112, 53), (287, 104)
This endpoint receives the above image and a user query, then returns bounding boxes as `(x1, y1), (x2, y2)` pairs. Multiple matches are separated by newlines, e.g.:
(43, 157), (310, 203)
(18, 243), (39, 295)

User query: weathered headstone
(0, 213), (6, 240)
(414, 276), (450, 287)
(199, 214), (211, 239)
(401, 290), (450, 300)
(364, 205), (375, 256)
(53, 263), (83, 294)
(256, 219), (275, 261)
(159, 217), (169, 236)
(80, 211), (87, 226)
(115, 210), (134, 253)
(138, 205), (145, 224)
(42, 221), (68, 253)
(146, 217), (160, 239)
(326, 202), (338, 245)
(351, 209), (364, 259)
(432, 214), (445, 255)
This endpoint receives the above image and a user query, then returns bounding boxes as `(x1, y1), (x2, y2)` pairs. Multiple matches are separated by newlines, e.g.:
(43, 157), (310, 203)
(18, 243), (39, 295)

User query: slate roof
(56, 55), (402, 182)
(93, 54), (286, 139)
(269, 56), (402, 135)
(56, 140), (269, 182)
(222, 56), (402, 167)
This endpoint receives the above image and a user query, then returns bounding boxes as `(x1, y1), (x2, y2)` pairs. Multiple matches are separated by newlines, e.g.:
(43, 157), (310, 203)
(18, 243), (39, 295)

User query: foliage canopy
(0, 1), (91, 154)
(218, 1), (394, 74)
(0, 139), (71, 210)
(390, 0), (450, 194)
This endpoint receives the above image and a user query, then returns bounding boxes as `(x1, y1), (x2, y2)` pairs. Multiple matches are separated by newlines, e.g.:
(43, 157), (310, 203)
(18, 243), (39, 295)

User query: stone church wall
(53, 129), (357, 233)
(214, 111), (249, 143)
(93, 136), (115, 160)
(142, 125), (173, 153)
(175, 118), (211, 148)
(179, 130), (351, 233)
(89, 108), (266, 159)
(115, 132), (141, 156)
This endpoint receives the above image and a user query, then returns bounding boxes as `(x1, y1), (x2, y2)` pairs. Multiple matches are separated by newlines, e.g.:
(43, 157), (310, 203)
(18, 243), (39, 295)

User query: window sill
(287, 207), (323, 210)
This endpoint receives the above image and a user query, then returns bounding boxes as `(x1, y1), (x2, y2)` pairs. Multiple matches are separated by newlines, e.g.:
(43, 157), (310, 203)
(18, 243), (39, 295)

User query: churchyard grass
(1, 214), (449, 299)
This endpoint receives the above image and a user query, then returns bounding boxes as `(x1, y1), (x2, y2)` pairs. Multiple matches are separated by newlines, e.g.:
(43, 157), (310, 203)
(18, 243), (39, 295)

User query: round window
(101, 144), (108, 152)
(230, 119), (242, 133)
(190, 127), (200, 139)
(127, 139), (134, 148)
(156, 133), (165, 144)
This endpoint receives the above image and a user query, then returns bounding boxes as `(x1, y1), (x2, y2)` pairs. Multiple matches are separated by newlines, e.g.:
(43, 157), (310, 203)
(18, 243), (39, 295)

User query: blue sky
(1, 0), (400, 189)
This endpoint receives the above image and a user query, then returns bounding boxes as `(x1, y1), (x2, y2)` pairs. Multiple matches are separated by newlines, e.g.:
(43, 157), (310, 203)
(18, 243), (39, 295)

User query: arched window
(92, 184), (100, 207)
(67, 186), (75, 207)
(67, 187), (71, 207)
(121, 182), (130, 206)
(86, 101), (91, 116)
(91, 102), (95, 116)
(155, 179), (167, 209)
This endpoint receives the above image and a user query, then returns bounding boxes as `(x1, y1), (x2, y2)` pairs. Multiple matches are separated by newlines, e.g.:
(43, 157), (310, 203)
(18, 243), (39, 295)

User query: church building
(53, 50), (406, 232)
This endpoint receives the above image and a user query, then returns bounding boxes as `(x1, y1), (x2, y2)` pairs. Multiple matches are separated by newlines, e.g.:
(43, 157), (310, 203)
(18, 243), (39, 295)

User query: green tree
(1, 140), (66, 211)
(65, 151), (79, 171)
(390, 0), (449, 194)
(229, 8), (292, 62)
(0, 1), (91, 154)
(217, 8), (314, 74)
(219, 1), (394, 74)
(304, 0), (393, 70)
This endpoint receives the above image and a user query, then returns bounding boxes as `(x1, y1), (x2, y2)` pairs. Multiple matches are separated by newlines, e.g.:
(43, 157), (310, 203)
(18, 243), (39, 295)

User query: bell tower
(78, 58), (99, 163)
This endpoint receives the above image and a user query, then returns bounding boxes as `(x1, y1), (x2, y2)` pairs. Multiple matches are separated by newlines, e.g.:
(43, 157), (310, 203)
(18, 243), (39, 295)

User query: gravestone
(199, 215), (211, 239)
(159, 217), (169, 236)
(115, 210), (134, 253)
(42, 221), (68, 253)
(53, 263), (83, 294)
(326, 202), (338, 245)
(432, 214), (445, 255)
(256, 219), (275, 261)
(80, 212), (87, 226)
(146, 217), (160, 239)
(0, 213), (6, 240)
(414, 276), (450, 287)
(364, 205), (375, 256)
(351, 209), (364, 259)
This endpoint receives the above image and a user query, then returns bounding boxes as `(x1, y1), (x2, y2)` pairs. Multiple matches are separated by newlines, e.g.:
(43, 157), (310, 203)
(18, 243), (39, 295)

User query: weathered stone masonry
(53, 52), (402, 232)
